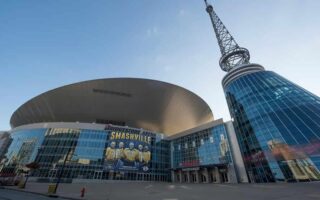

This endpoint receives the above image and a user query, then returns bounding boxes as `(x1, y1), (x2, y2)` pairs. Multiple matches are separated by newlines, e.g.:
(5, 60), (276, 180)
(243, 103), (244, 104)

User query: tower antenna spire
(204, 0), (250, 72)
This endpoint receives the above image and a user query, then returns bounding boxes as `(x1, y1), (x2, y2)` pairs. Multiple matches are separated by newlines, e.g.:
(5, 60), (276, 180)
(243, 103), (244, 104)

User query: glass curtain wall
(1, 126), (170, 182)
(171, 125), (232, 169)
(225, 70), (320, 183)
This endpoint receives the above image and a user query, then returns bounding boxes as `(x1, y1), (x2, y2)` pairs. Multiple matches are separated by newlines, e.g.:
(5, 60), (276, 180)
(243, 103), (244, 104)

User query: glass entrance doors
(94, 171), (103, 179)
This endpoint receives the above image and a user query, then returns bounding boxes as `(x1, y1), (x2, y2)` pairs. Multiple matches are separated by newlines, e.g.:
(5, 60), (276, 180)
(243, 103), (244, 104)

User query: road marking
(179, 185), (191, 190)
(216, 184), (236, 188)
(145, 184), (153, 189)
(163, 198), (178, 200)
(168, 185), (176, 189)
(252, 185), (284, 189)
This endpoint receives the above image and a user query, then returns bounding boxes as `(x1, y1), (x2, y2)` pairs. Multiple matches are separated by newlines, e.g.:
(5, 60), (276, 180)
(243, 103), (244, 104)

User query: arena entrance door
(94, 171), (103, 179)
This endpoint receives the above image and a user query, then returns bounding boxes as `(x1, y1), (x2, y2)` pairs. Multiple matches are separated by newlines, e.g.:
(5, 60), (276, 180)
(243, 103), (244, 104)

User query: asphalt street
(0, 189), (66, 200)
(1, 182), (320, 200)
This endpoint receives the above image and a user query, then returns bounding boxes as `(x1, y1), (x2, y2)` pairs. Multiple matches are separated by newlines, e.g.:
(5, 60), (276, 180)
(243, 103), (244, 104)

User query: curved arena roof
(10, 78), (214, 136)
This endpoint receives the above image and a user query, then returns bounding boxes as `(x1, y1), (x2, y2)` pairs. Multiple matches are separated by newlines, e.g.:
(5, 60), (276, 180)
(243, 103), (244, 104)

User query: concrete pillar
(203, 168), (209, 183)
(109, 171), (114, 180)
(215, 167), (221, 183)
(227, 164), (238, 183)
(210, 169), (215, 182)
(225, 121), (249, 183)
(186, 171), (190, 183)
(195, 170), (199, 183)
(171, 171), (175, 183)
(179, 170), (182, 183)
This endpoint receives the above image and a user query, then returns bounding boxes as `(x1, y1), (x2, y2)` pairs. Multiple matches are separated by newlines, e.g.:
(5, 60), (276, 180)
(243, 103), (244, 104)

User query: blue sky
(0, 0), (319, 130)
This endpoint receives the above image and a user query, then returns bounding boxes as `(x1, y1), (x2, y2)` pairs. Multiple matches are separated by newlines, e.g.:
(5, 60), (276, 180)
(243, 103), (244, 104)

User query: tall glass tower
(204, 0), (320, 183)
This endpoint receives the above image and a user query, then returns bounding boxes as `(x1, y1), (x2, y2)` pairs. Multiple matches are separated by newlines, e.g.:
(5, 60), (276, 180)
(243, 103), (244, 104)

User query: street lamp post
(35, 146), (44, 176)
(53, 142), (74, 194)
(22, 146), (43, 188)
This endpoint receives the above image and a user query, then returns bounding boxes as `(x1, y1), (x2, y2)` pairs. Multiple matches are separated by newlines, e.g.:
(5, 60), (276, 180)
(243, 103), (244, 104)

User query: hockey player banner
(104, 131), (152, 172)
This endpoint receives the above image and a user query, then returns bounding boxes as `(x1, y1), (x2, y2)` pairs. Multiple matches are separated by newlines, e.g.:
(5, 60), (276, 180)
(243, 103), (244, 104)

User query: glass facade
(1, 129), (46, 176)
(171, 124), (232, 169)
(0, 132), (12, 162)
(0, 123), (235, 183)
(0, 126), (170, 182)
(225, 70), (320, 183)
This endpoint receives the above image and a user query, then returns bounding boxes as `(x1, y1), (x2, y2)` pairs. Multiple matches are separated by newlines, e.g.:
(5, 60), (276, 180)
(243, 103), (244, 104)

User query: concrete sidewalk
(4, 183), (84, 200)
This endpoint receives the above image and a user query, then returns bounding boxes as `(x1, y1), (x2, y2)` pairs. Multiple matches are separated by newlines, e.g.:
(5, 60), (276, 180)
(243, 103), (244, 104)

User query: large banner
(104, 131), (152, 172)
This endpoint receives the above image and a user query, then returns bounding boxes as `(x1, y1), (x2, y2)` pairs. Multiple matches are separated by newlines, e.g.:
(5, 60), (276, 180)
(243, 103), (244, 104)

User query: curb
(2, 187), (84, 200)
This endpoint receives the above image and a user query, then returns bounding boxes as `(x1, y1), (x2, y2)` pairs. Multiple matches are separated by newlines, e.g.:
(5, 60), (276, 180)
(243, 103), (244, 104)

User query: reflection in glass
(225, 70), (320, 182)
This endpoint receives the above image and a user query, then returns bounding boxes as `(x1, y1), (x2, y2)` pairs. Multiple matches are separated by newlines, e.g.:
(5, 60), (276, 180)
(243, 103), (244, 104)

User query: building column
(109, 171), (114, 180)
(195, 170), (199, 183)
(215, 167), (221, 183)
(227, 164), (238, 183)
(187, 171), (191, 183)
(171, 171), (175, 183)
(179, 170), (182, 183)
(203, 168), (209, 183)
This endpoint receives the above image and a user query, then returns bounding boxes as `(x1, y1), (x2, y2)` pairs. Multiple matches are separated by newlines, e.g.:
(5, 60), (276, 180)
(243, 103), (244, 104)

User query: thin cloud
(147, 26), (159, 37)
(178, 9), (186, 16)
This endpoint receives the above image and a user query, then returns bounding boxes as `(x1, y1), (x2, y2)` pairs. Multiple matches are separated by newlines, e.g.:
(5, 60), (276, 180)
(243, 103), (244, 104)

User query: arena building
(0, 78), (248, 184)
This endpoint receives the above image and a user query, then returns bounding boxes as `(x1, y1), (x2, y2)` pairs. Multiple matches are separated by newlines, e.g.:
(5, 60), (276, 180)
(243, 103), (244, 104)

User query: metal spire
(204, 0), (250, 72)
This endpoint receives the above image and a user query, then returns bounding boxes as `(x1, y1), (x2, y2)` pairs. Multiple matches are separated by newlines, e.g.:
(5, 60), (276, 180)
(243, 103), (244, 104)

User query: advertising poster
(104, 131), (152, 172)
